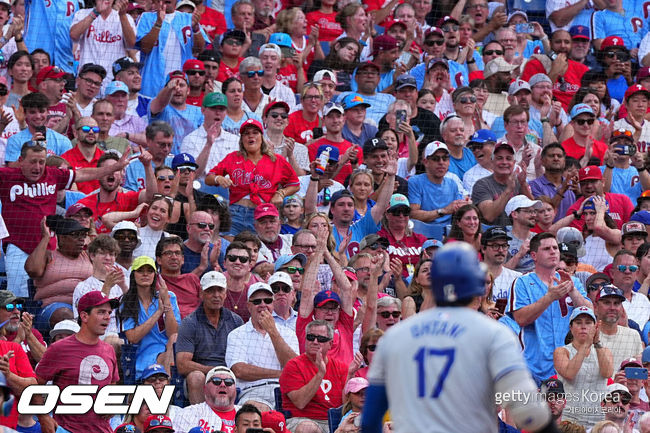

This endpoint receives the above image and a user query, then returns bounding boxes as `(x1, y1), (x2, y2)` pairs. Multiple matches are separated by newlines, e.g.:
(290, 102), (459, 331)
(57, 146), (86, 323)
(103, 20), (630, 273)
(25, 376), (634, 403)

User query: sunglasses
(152, 193), (174, 202)
(25, 140), (47, 149)
(224, 38), (243, 46)
(483, 49), (504, 56)
(323, 187), (331, 205)
(148, 418), (173, 429)
(186, 70), (206, 76)
(250, 297), (274, 305)
(271, 284), (292, 294)
(269, 112), (289, 119)
(379, 311), (401, 319)
(442, 25), (459, 32)
(606, 393), (631, 405)
(193, 222), (215, 230)
(574, 118), (595, 126)
(605, 51), (630, 62)
(306, 333), (332, 343)
(157, 175), (175, 181)
(424, 39), (444, 46)
(78, 125), (100, 133)
(227, 254), (250, 263)
(389, 208), (410, 217)
(113, 233), (137, 241)
(428, 155), (450, 162)
(617, 265), (639, 272)
(458, 96), (477, 104)
(281, 266), (304, 274)
(587, 281), (608, 292)
(367, 344), (377, 352)
(178, 166), (196, 173)
(368, 242), (387, 250)
(210, 377), (235, 386)
(3, 303), (22, 312)
(246, 70), (265, 78)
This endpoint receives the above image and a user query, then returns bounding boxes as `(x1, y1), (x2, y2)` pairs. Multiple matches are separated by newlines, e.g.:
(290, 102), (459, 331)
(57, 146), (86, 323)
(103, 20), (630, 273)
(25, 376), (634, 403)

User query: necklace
(228, 288), (245, 310)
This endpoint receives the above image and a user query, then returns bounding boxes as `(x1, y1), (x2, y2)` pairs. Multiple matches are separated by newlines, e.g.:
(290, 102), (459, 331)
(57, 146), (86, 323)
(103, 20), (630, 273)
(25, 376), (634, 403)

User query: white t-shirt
(614, 117), (650, 153)
(492, 267), (522, 301)
(73, 276), (124, 335)
(133, 225), (168, 259)
(71, 9), (136, 83)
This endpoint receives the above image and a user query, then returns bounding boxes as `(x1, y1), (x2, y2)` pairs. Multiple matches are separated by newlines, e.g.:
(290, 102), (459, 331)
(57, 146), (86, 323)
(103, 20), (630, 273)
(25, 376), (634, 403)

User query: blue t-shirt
(180, 240), (229, 276)
(121, 291), (182, 379)
(491, 116), (544, 140)
(448, 148), (477, 180)
(592, 3), (646, 50)
(607, 75), (628, 104)
(221, 111), (263, 136)
(332, 211), (380, 257)
(124, 156), (174, 192)
(408, 174), (463, 224)
(599, 165), (643, 203)
(281, 224), (300, 235)
(136, 95), (152, 118)
(350, 69), (395, 93)
(150, 104), (204, 154)
(336, 92), (395, 126)
(5, 128), (72, 162)
(24, 0), (78, 72)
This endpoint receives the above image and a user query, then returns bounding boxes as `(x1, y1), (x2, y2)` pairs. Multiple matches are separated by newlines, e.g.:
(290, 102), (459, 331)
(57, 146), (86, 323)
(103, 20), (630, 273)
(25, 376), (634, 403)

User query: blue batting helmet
(430, 242), (487, 303)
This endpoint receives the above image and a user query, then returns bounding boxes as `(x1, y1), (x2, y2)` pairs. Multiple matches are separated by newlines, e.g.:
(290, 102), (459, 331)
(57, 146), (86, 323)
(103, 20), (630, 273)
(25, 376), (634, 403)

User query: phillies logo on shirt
(644, 2), (650, 19)
(632, 18), (643, 33)
(230, 168), (272, 188)
(182, 26), (192, 44)
(320, 379), (333, 401)
(632, 175), (640, 188)
(92, 29), (123, 43)
(9, 183), (57, 202)
(454, 72), (465, 88)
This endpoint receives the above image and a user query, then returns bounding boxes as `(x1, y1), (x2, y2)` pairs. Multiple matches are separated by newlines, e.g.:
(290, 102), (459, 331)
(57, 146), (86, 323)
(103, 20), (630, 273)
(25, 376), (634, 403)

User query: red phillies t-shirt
(213, 408), (236, 433)
(217, 58), (243, 83)
(277, 65), (304, 92)
(284, 110), (320, 144)
(77, 190), (141, 234)
(377, 228), (426, 277)
(35, 335), (119, 433)
(209, 152), (299, 205)
(186, 93), (205, 107)
(0, 341), (35, 429)
(0, 167), (75, 254)
(566, 192), (635, 230)
(296, 311), (354, 365)
(61, 146), (104, 194)
(199, 7), (227, 41)
(279, 353), (346, 419)
(308, 137), (364, 184)
(306, 11), (343, 42)
(162, 273), (201, 319)
(561, 137), (608, 165)
(5, 328), (47, 367)
(520, 58), (588, 110)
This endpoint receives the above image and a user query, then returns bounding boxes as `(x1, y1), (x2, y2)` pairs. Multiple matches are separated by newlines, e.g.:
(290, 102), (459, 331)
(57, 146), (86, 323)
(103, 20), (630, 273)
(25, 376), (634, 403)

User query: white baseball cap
(314, 69), (338, 85)
(268, 271), (293, 289)
(111, 221), (142, 248)
(258, 43), (282, 57)
(505, 195), (542, 216)
(423, 141), (449, 158)
(200, 271), (227, 291)
(247, 282), (274, 299)
(49, 319), (80, 339)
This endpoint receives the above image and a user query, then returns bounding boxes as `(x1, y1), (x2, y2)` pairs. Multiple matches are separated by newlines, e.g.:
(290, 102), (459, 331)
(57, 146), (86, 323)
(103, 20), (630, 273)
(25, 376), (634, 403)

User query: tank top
(34, 250), (93, 306)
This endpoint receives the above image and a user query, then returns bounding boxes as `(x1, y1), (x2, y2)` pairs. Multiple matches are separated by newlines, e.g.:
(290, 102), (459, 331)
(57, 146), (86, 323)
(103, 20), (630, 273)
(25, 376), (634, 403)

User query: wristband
(14, 36), (22, 43)
(638, 166), (647, 173)
(541, 117), (549, 123)
(606, 163), (614, 169)
(593, 342), (603, 349)
(466, 58), (475, 64)
(572, 210), (580, 219)
(92, 8), (99, 17)
(556, 191), (564, 198)
(310, 176), (319, 182)
(125, 132), (130, 140)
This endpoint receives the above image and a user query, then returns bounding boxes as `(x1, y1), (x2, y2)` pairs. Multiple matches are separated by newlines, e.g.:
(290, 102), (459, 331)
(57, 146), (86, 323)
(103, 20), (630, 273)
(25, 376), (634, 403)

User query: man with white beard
(175, 366), (239, 433)
(0, 291), (47, 365)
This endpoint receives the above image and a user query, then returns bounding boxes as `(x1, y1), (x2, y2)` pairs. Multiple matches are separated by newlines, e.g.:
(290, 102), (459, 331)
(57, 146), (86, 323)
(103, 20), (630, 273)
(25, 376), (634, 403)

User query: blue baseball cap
(105, 80), (129, 95)
(423, 239), (443, 249)
(171, 153), (198, 170)
(316, 144), (339, 162)
(583, 198), (609, 212)
(631, 210), (650, 225)
(569, 25), (590, 40)
(274, 253), (307, 272)
(314, 290), (341, 308)
(468, 129), (497, 145)
(269, 32), (292, 48)
(570, 103), (595, 120)
(341, 93), (370, 110)
(569, 306), (596, 323)
(141, 364), (169, 380)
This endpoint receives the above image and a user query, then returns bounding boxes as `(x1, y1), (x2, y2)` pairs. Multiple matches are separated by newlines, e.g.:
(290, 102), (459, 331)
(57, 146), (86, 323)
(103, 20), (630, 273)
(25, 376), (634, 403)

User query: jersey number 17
(414, 347), (456, 399)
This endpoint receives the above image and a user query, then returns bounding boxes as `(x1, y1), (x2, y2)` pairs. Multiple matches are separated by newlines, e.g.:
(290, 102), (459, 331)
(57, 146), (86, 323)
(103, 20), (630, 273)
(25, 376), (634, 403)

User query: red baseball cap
(600, 36), (625, 49)
(65, 202), (93, 218)
(77, 291), (119, 314)
(625, 84), (650, 101)
(262, 410), (291, 433)
(468, 70), (484, 82)
(383, 19), (407, 30)
(144, 415), (174, 432)
(254, 203), (280, 220)
(263, 100), (290, 118)
(579, 165), (603, 182)
(239, 118), (263, 135)
(183, 59), (205, 71)
(36, 66), (65, 86)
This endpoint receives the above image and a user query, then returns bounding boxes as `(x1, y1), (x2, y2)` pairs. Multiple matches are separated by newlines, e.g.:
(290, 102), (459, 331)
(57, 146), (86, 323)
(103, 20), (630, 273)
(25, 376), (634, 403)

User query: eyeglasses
(269, 112), (289, 119)
(295, 244), (317, 250)
(605, 51), (630, 62)
(3, 303), (22, 312)
(157, 175), (175, 181)
(303, 94), (323, 100)
(367, 242), (387, 250)
(193, 222), (215, 230)
(227, 254), (250, 263)
(246, 70), (265, 78)
(224, 38), (243, 46)
(467, 3), (488, 8)
(379, 311), (401, 319)
(81, 76), (102, 87)
(306, 333), (332, 343)
(152, 193), (174, 202)
(486, 243), (508, 250)
(424, 39), (445, 46)
(148, 418), (173, 429)
(389, 208), (410, 217)
(250, 297), (274, 305)
(442, 25), (459, 32)
(617, 265), (639, 272)
(458, 96), (477, 104)
(587, 281), (608, 292)
(367, 344), (377, 352)
(186, 70), (206, 76)
(178, 166), (196, 173)
(209, 377), (236, 386)
(113, 233), (137, 241)
(271, 284), (292, 294)
(483, 49), (504, 56)
(428, 155), (450, 162)
(161, 250), (183, 257)
(574, 118), (595, 126)
(281, 266), (304, 274)
(78, 125), (100, 133)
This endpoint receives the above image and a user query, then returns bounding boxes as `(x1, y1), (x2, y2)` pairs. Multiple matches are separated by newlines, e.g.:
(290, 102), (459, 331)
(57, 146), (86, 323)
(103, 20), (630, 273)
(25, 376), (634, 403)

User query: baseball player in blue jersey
(361, 242), (560, 433)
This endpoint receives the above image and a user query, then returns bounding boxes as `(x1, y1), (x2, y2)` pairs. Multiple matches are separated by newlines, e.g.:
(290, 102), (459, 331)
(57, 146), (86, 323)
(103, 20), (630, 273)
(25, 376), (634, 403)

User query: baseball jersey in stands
(124, 156), (174, 192)
(175, 402), (224, 433)
(136, 11), (207, 97)
(296, 311), (354, 365)
(306, 11), (342, 42)
(591, 5), (646, 49)
(35, 335), (119, 433)
(0, 340), (35, 429)
(77, 190), (141, 234)
(5, 128), (72, 163)
(566, 192), (634, 230)
(367, 307), (530, 433)
(279, 353), (347, 419)
(307, 138), (363, 184)
(284, 111), (320, 144)
(520, 58), (588, 109)
(614, 117), (650, 153)
(24, 0), (78, 72)
(507, 272), (588, 382)
(61, 146), (104, 194)
(0, 167), (74, 253)
(150, 104), (204, 154)
(209, 152), (299, 205)
(216, 57), (243, 83)
(599, 165), (643, 203)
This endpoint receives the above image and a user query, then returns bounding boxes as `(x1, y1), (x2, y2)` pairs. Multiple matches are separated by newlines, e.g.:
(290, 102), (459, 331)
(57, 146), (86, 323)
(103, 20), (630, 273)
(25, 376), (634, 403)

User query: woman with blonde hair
(275, 7), (324, 70)
(348, 169), (375, 221)
(401, 258), (434, 317)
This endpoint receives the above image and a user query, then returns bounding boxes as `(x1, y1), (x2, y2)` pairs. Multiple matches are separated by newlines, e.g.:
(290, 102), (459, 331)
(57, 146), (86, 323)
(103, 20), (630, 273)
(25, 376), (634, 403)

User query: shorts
(227, 204), (256, 236)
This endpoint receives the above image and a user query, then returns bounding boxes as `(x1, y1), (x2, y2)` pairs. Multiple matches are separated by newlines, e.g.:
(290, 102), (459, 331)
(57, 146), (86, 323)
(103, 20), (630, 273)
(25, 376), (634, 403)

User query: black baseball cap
(559, 242), (578, 259)
(79, 63), (107, 80)
(363, 137), (389, 157)
(481, 227), (511, 245)
(112, 56), (142, 77)
(541, 378), (565, 396)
